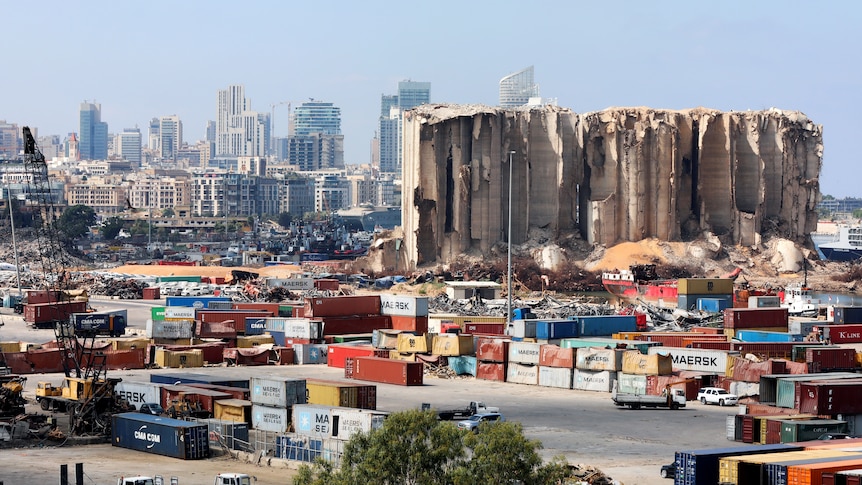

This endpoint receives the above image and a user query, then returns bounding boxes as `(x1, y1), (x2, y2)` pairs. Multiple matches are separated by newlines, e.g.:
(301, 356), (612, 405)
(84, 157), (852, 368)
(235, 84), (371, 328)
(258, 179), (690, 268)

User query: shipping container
(70, 310), (127, 336)
(305, 379), (377, 410)
(749, 295), (781, 308)
(147, 319), (195, 339)
(149, 372), (249, 389)
(638, 332), (728, 348)
(396, 333), (430, 354)
(646, 375), (701, 401)
(573, 369), (616, 392)
(678, 278), (735, 295)
(807, 348), (857, 372)
(232, 302), (281, 315)
(330, 407), (388, 440)
(764, 453), (862, 485)
(165, 307), (196, 320)
(825, 325), (862, 344)
(576, 347), (623, 371)
(779, 419), (849, 443)
(538, 366), (572, 389)
(508, 341), (542, 365)
(252, 404), (290, 433)
(372, 329), (402, 349)
(463, 322), (507, 335)
(327, 344), (377, 368)
(304, 295), (381, 318)
(24, 301), (88, 325)
(797, 381), (862, 415)
(674, 444), (803, 485)
(476, 338), (510, 363)
(622, 351), (673, 375)
(578, 315), (638, 337)
(112, 413), (209, 459)
(539, 345), (575, 368)
(506, 363), (539, 385)
(154, 349), (204, 368)
(722, 450), (857, 485)
(615, 372), (647, 395)
(185, 383), (249, 401)
(390, 315), (429, 333)
(151, 307), (166, 320)
(432, 334), (474, 356)
(249, 377), (306, 408)
(263, 318), (322, 340)
(213, 398), (252, 423)
(697, 297), (732, 313)
(735, 329), (801, 342)
(293, 344), (329, 364)
(323, 315), (392, 335)
(789, 321), (821, 338)
(165, 296), (231, 308)
(195, 320), (236, 339)
(786, 458), (862, 485)
(678, 294), (732, 311)
(759, 373), (858, 406)
(648, 347), (734, 375)
(477, 362), (506, 381)
(724, 307), (789, 329)
(292, 404), (334, 436)
(244, 317), (267, 336)
(834, 307), (862, 325)
(379, 295), (429, 317)
(507, 319), (537, 339)
(448, 356), (477, 376)
(560, 338), (661, 354)
(348, 356), (424, 386)
(115, 381), (162, 410)
(535, 320), (579, 340)
(198, 418), (249, 451)
(197, 311), (273, 333)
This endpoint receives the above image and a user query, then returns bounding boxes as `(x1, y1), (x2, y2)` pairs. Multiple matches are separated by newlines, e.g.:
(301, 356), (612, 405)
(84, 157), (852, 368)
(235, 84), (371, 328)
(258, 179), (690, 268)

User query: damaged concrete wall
(402, 105), (823, 269)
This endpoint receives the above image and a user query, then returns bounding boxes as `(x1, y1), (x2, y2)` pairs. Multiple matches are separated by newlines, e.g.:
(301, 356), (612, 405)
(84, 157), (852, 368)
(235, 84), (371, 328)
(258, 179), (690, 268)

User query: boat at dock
(817, 224), (862, 261)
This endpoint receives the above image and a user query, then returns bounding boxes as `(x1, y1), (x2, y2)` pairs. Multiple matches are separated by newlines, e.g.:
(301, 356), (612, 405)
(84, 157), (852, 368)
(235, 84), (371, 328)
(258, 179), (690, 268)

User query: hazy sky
(3, 1), (859, 196)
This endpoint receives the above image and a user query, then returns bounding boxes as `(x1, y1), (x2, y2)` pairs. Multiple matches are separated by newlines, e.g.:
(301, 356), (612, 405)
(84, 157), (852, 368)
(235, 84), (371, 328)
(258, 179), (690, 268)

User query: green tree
(101, 216), (125, 240)
(162, 208), (175, 217)
(853, 209), (862, 219)
(56, 205), (96, 242)
(130, 219), (150, 236)
(294, 410), (571, 485)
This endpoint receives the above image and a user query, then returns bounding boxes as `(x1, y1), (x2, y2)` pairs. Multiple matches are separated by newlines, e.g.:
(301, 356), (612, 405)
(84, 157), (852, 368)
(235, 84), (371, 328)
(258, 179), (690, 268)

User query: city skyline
(2, 1), (859, 196)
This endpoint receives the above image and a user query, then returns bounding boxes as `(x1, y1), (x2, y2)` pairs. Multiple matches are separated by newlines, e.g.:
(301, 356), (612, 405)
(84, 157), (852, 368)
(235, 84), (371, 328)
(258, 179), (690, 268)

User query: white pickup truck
(697, 387), (738, 406)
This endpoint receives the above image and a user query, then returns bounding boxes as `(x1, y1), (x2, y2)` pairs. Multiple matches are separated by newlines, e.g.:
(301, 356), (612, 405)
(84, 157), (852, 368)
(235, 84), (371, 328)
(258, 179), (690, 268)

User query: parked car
(697, 387), (738, 406)
(137, 403), (164, 416)
(818, 432), (855, 440)
(456, 412), (505, 433)
(660, 462), (676, 479)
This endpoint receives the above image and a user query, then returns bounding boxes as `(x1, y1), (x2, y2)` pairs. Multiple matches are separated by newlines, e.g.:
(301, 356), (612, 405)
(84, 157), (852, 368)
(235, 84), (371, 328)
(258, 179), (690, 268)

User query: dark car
(818, 432), (855, 440)
(660, 463), (676, 479)
(138, 403), (164, 415)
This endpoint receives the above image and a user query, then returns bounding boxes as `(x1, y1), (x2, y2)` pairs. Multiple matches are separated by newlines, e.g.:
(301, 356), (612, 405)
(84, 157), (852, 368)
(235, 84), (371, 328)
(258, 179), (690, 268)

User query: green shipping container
(560, 338), (659, 354)
(151, 306), (166, 320)
(158, 275), (202, 283)
(278, 305), (293, 317)
(332, 334), (374, 343)
(779, 419), (846, 443)
(776, 374), (862, 408)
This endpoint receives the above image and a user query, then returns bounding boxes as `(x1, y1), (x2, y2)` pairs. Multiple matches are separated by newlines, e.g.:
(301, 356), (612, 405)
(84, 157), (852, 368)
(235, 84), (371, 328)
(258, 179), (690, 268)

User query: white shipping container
(293, 344), (328, 365)
(292, 404), (333, 436)
(427, 316), (446, 334)
(728, 381), (760, 399)
(266, 277), (315, 290)
(507, 320), (537, 339)
(573, 369), (616, 392)
(788, 320), (819, 336)
(506, 363), (539, 385)
(748, 296), (781, 308)
(508, 341), (541, 365)
(576, 347), (623, 371)
(379, 295), (429, 317)
(114, 381), (162, 409)
(726, 415), (736, 441)
(538, 366), (573, 389)
(648, 347), (734, 375)
(147, 319), (195, 339)
(165, 307), (196, 320)
(250, 377), (307, 407)
(616, 372), (647, 395)
(331, 408), (387, 440)
(252, 404), (289, 433)
(280, 318), (322, 339)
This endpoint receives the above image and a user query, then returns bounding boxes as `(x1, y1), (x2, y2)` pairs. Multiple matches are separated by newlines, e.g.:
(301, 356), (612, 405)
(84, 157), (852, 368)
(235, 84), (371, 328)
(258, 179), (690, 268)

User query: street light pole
(6, 187), (22, 296)
(507, 150), (515, 324)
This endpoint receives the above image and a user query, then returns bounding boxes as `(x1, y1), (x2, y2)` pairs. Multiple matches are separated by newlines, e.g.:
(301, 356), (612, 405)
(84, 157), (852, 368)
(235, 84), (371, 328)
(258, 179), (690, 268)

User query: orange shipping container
(539, 345), (574, 368)
(476, 362), (506, 381)
(787, 458), (862, 485)
(390, 315), (428, 333)
(475, 338), (510, 363)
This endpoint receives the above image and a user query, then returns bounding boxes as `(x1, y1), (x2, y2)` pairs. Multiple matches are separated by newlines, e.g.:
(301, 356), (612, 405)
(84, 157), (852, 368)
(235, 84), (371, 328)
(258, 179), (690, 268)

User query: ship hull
(602, 279), (678, 308)
(820, 246), (862, 262)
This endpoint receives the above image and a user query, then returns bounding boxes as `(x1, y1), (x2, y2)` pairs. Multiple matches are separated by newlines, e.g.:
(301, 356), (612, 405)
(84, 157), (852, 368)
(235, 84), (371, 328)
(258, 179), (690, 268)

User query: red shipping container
(646, 375), (701, 400)
(723, 308), (789, 329)
(463, 323), (506, 335)
(24, 301), (88, 324)
(186, 383), (250, 401)
(691, 326), (725, 334)
(689, 341), (733, 350)
(196, 311), (272, 333)
(276, 347), (295, 365)
(104, 348), (146, 370)
(327, 344), (377, 368)
(806, 347), (857, 372)
(160, 385), (200, 409)
(179, 389), (232, 414)
(304, 295), (381, 318)
(476, 338), (510, 363)
(390, 315), (429, 333)
(196, 320), (238, 339)
(142, 287), (161, 299)
(24, 348), (66, 373)
(223, 347), (274, 366)
(321, 315), (391, 335)
(232, 302), (281, 315)
(745, 402), (808, 416)
(824, 324), (862, 343)
(283, 338), (314, 345)
(293, 306), (305, 317)
(26, 289), (64, 304)
(314, 279), (340, 291)
(538, 345), (574, 368)
(3, 352), (32, 374)
(732, 342), (795, 359)
(638, 332), (727, 348)
(348, 356), (423, 386)
(476, 362), (506, 381)
(797, 380), (862, 415)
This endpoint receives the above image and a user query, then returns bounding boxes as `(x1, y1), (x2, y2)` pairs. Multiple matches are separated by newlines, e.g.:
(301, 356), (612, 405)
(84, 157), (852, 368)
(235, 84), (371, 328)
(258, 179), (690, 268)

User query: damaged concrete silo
(401, 105), (823, 270)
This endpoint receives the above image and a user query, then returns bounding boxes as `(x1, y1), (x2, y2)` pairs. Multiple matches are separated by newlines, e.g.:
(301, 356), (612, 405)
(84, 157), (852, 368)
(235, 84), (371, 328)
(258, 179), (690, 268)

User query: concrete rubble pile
(402, 105), (823, 269)
(428, 293), (615, 320)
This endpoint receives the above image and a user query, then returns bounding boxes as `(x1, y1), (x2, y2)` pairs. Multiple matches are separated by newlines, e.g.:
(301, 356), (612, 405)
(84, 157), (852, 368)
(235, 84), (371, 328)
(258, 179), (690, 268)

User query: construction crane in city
(22, 127), (123, 436)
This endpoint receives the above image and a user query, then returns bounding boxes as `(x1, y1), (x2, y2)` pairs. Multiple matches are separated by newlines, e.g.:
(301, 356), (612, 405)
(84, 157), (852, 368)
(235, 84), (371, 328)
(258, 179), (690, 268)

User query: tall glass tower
(378, 81), (431, 174)
(79, 102), (108, 160)
(499, 66), (539, 108)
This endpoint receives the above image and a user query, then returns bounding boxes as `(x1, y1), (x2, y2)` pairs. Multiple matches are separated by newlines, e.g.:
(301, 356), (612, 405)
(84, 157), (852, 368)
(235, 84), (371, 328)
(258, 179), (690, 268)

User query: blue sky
(3, 1), (859, 196)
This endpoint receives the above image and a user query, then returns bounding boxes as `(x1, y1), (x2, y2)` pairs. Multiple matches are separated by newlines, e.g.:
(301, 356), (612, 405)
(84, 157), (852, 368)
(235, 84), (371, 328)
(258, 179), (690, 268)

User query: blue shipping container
(674, 444), (802, 485)
(245, 317), (267, 335)
(275, 435), (323, 461)
(697, 298), (731, 313)
(70, 310), (127, 337)
(448, 356), (477, 376)
(535, 320), (579, 340)
(207, 301), (233, 310)
(833, 306), (862, 324)
(735, 330), (801, 343)
(678, 294), (732, 311)
(165, 296), (231, 308)
(268, 330), (285, 346)
(149, 372), (249, 389)
(112, 413), (209, 459)
(577, 315), (638, 337)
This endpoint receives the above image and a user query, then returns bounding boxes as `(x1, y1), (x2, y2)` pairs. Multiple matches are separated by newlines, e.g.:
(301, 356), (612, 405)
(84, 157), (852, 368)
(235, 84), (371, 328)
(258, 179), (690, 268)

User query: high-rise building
(216, 85), (268, 157)
(0, 121), (19, 159)
(377, 81), (430, 174)
(205, 120), (216, 143)
(499, 66), (539, 108)
(288, 101), (344, 169)
(117, 128), (142, 164)
(79, 102), (108, 160)
(158, 115), (183, 161)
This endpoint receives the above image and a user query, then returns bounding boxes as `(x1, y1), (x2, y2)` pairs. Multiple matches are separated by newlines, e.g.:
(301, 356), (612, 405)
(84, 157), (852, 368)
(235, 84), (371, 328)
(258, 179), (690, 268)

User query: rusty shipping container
(475, 338), (510, 363)
(806, 348), (857, 372)
(463, 322), (507, 335)
(232, 302), (282, 315)
(322, 315), (391, 336)
(723, 307), (789, 329)
(539, 345), (574, 368)
(24, 301), (88, 325)
(327, 344), (377, 368)
(196, 310), (272, 333)
(637, 332), (728, 348)
(348, 356), (423, 386)
(304, 295), (381, 318)
(390, 315), (428, 333)
(797, 381), (862, 415)
(476, 362), (506, 381)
